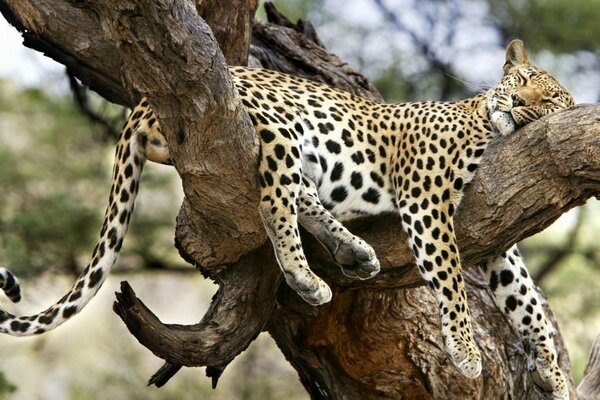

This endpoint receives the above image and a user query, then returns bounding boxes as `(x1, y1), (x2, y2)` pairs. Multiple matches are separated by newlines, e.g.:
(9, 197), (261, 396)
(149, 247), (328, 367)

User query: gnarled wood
(113, 244), (280, 369)
(577, 333), (600, 400)
(194, 0), (258, 65)
(0, 0), (129, 105)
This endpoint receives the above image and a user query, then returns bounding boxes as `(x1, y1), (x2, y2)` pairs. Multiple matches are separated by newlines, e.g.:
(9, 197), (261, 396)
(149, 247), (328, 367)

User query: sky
(0, 20), (68, 90)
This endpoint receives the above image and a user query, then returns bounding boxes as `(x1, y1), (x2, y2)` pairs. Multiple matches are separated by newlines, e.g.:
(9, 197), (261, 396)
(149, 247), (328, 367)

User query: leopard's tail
(0, 108), (147, 336)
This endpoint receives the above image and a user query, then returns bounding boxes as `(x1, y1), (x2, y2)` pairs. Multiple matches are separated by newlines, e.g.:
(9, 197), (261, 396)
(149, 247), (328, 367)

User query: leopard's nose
(511, 93), (526, 107)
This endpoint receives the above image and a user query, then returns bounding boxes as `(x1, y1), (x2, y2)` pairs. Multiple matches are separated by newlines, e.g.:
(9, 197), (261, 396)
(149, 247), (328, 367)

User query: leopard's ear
(503, 39), (529, 75)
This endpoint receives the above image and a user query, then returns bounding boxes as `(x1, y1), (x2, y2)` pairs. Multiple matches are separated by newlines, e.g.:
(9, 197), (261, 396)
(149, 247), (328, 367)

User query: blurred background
(0, 0), (599, 398)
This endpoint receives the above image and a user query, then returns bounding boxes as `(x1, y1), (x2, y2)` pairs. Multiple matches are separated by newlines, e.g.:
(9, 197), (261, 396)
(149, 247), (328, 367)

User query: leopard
(0, 39), (573, 399)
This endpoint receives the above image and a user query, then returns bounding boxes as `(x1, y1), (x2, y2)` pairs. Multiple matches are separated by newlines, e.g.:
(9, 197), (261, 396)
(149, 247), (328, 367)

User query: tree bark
(578, 333), (600, 400)
(2, 1), (599, 399)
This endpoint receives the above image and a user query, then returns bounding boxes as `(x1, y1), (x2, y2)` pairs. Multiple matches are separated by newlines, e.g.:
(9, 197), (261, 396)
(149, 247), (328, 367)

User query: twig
(533, 205), (587, 282)
(67, 72), (122, 141)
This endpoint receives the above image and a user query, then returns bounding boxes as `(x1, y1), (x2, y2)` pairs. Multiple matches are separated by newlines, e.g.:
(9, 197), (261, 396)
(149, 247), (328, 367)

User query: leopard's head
(488, 39), (574, 136)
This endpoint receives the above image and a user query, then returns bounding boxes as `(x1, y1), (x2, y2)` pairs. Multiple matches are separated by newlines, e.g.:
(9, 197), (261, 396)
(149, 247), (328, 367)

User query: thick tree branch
(194, 0), (258, 65)
(71, 0), (265, 267)
(0, 0), (130, 106)
(113, 244), (280, 369)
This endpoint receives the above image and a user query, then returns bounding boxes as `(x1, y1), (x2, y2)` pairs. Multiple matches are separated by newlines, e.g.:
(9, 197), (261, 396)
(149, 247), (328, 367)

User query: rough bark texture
(1, 1), (598, 399)
(578, 333), (600, 400)
(194, 0), (258, 66)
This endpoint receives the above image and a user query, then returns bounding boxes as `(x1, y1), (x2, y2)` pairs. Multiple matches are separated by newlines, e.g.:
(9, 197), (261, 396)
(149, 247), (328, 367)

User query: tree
(0, 0), (599, 398)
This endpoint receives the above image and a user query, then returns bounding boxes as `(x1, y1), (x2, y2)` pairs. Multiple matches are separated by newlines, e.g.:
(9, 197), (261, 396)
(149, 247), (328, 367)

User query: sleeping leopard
(0, 40), (573, 398)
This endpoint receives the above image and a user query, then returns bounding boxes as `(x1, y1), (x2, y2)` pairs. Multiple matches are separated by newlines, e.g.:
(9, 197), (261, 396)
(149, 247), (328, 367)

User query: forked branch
(113, 245), (280, 371)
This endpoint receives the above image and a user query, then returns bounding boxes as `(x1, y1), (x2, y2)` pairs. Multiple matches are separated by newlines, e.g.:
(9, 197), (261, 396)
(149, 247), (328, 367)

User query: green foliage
(1, 193), (99, 272)
(0, 372), (16, 399)
(0, 82), (178, 277)
(488, 0), (600, 53)
(0, 83), (106, 276)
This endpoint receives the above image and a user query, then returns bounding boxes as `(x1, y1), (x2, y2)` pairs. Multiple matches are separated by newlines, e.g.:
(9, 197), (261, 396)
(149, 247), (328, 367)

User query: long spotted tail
(0, 109), (147, 336)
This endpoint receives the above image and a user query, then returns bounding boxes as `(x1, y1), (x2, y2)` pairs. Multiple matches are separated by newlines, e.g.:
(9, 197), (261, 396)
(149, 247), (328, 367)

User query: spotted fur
(483, 246), (569, 399)
(0, 40), (572, 398)
(0, 98), (166, 335)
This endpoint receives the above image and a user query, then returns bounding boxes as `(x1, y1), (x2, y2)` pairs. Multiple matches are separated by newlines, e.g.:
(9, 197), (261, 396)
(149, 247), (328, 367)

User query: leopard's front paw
(286, 271), (332, 306)
(491, 111), (517, 136)
(335, 238), (380, 280)
(487, 90), (517, 136)
(486, 90), (499, 113)
(446, 337), (482, 379)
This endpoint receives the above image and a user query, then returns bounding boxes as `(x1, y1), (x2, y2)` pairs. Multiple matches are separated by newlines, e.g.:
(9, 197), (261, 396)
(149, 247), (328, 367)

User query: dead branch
(578, 333), (600, 400)
(533, 205), (586, 282)
(113, 244), (280, 369)
(67, 73), (121, 141)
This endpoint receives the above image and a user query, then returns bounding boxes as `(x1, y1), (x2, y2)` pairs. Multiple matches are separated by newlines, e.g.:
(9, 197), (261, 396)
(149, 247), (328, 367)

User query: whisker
(443, 72), (491, 92)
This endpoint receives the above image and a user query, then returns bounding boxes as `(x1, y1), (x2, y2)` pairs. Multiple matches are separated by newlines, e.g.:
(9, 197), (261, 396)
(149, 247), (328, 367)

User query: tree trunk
(2, 1), (599, 399)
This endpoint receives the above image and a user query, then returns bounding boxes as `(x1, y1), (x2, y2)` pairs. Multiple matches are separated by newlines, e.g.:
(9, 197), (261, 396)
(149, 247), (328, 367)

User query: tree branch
(67, 73), (121, 141)
(113, 244), (280, 369)
(194, 0), (258, 65)
(0, 0), (131, 106)
(578, 333), (600, 400)
(533, 205), (586, 282)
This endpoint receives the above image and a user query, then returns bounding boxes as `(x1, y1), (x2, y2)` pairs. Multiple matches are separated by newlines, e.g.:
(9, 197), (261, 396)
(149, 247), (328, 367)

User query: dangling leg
(258, 135), (331, 306)
(298, 177), (380, 279)
(398, 198), (481, 378)
(482, 245), (568, 399)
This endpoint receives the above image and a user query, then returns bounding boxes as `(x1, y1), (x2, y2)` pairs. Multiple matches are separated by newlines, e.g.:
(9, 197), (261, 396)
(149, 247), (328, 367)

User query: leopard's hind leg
(482, 245), (569, 400)
(257, 129), (331, 306)
(298, 177), (380, 279)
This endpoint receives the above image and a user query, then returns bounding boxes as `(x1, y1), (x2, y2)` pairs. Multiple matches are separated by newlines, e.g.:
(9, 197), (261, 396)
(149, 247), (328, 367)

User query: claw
(334, 240), (380, 280)
(286, 272), (332, 306)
